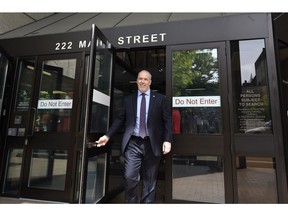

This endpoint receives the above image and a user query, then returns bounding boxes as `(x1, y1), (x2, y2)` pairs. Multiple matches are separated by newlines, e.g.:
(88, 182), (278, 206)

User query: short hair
(138, 70), (152, 80)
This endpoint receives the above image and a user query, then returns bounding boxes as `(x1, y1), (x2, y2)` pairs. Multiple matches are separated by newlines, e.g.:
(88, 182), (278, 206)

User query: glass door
(230, 39), (277, 203)
(166, 42), (232, 203)
(3, 53), (82, 202)
(80, 24), (114, 203)
(0, 51), (10, 183)
(166, 40), (278, 203)
(1, 25), (114, 203)
(0, 52), (9, 125)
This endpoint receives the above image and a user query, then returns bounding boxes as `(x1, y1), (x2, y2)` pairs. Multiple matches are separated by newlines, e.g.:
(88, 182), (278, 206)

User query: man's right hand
(95, 135), (110, 147)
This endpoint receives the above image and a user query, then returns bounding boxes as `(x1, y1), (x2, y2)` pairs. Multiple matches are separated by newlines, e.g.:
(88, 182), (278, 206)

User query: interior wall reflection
(231, 39), (272, 134)
(172, 48), (222, 134)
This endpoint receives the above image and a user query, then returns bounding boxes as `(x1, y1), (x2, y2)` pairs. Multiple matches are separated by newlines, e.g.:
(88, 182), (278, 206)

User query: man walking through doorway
(95, 70), (172, 203)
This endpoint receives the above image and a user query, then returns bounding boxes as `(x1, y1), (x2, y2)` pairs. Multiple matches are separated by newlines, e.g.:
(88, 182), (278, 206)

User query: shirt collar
(138, 89), (150, 97)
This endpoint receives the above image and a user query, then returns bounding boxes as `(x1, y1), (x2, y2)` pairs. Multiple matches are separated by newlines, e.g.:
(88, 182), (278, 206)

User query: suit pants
(124, 136), (161, 203)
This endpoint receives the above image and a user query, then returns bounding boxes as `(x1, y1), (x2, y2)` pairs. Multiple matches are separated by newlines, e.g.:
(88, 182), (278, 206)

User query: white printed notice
(172, 96), (221, 107)
(37, 99), (73, 109)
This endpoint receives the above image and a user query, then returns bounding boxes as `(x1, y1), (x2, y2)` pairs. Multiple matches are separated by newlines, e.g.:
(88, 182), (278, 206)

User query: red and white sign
(173, 96), (221, 107)
(37, 99), (73, 109)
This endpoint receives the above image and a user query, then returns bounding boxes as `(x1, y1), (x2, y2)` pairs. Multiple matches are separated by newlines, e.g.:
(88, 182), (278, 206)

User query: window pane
(172, 154), (225, 203)
(36, 59), (76, 133)
(236, 156), (277, 203)
(231, 39), (272, 134)
(3, 148), (24, 195)
(172, 48), (222, 134)
(89, 38), (112, 133)
(15, 59), (36, 111)
(29, 149), (68, 190)
(85, 153), (107, 203)
(0, 53), (8, 115)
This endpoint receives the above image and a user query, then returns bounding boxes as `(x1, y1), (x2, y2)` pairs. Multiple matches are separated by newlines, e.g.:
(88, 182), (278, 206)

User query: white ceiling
(0, 13), (239, 39)
(0, 13), (54, 34)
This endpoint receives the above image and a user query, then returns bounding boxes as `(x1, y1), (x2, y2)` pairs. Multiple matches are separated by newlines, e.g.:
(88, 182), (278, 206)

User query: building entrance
(165, 41), (278, 203)
(106, 47), (167, 201)
(0, 14), (287, 203)
(2, 54), (82, 201)
(0, 25), (114, 203)
(109, 41), (279, 203)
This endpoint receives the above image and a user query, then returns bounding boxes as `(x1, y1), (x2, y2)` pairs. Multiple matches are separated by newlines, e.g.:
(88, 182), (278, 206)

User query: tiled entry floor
(0, 167), (278, 204)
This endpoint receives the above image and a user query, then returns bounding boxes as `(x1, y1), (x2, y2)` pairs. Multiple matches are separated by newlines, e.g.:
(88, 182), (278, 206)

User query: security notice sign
(172, 96), (221, 107)
(237, 87), (267, 132)
(37, 99), (73, 109)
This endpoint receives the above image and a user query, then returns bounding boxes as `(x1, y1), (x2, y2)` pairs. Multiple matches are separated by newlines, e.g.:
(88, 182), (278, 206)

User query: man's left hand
(162, 141), (171, 154)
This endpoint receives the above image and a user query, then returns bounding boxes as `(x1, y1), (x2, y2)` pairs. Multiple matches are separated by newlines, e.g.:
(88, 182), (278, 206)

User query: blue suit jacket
(105, 91), (173, 156)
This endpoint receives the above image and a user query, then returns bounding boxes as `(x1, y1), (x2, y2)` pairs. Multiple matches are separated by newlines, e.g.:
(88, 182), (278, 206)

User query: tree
(172, 49), (219, 96)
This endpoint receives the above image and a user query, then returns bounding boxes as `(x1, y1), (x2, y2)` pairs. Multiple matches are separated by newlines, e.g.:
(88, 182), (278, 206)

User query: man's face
(137, 71), (152, 93)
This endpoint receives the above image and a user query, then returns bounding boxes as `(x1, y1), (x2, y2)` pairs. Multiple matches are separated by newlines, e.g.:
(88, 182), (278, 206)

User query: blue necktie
(139, 93), (147, 138)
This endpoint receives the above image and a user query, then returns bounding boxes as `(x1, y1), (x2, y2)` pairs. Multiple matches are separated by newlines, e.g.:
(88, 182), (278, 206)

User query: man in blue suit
(95, 70), (172, 203)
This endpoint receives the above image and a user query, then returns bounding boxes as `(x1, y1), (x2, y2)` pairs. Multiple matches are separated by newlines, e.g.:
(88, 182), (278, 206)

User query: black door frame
(165, 41), (233, 203)
(3, 53), (83, 202)
(0, 49), (13, 191)
(0, 25), (115, 203)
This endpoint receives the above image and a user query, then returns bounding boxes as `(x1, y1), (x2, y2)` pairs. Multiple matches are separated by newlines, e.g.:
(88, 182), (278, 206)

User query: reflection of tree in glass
(172, 49), (219, 96)
(19, 89), (31, 102)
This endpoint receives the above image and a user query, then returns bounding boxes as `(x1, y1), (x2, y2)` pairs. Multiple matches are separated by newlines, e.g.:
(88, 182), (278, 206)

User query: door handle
(27, 107), (36, 137)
